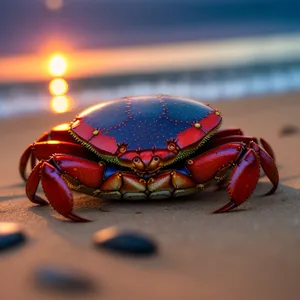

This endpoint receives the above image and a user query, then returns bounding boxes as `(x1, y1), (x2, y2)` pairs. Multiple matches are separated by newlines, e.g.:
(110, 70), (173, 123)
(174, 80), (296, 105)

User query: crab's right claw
(214, 149), (260, 213)
(26, 161), (90, 222)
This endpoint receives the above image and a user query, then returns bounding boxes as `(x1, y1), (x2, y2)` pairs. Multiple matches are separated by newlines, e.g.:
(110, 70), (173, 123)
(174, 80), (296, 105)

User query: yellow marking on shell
(215, 111), (220, 115)
(194, 123), (201, 128)
(119, 146), (127, 153)
(168, 143), (176, 151)
(93, 130), (99, 135)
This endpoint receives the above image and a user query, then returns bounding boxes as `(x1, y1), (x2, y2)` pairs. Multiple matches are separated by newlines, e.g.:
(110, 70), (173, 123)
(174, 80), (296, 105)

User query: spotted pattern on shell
(80, 95), (212, 150)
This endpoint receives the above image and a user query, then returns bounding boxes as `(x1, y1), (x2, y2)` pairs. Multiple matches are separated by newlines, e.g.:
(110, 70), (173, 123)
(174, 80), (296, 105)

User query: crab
(20, 95), (279, 221)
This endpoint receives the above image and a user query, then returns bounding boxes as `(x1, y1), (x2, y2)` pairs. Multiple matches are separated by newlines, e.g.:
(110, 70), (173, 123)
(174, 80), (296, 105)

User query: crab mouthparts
(133, 167), (161, 178)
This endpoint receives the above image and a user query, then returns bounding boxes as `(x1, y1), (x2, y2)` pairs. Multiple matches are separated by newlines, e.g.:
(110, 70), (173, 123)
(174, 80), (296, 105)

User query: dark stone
(0, 222), (26, 251)
(279, 125), (300, 136)
(34, 266), (95, 293)
(93, 227), (157, 255)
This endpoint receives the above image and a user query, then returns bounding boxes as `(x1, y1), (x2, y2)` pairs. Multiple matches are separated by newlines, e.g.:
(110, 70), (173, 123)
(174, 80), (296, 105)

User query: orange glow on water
(49, 54), (67, 76)
(49, 78), (69, 95)
(50, 95), (72, 113)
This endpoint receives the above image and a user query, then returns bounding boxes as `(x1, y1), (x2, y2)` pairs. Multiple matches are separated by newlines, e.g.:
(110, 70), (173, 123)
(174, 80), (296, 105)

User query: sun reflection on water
(50, 95), (73, 113)
(49, 78), (69, 96)
(48, 53), (73, 113)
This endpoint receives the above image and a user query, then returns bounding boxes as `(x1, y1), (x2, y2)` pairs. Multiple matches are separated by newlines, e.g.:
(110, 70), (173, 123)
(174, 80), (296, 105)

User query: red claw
(213, 201), (237, 213)
(40, 162), (89, 222)
(214, 149), (260, 213)
(26, 161), (48, 206)
(25, 154), (107, 222)
(26, 160), (90, 222)
(188, 136), (278, 214)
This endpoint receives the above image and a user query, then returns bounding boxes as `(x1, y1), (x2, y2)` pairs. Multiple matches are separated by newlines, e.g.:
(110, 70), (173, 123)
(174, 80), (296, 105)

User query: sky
(0, 0), (300, 56)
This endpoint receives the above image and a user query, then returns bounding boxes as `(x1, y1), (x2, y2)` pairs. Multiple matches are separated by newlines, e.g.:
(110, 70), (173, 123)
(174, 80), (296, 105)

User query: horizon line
(1, 33), (300, 84)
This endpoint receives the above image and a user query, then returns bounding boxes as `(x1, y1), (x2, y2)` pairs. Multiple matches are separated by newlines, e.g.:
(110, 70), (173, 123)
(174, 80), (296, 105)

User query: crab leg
(186, 142), (278, 213)
(249, 141), (278, 194)
(259, 138), (276, 161)
(210, 136), (275, 161)
(209, 135), (258, 148)
(207, 135), (269, 180)
(208, 130), (275, 161)
(20, 141), (94, 181)
(35, 123), (74, 143)
(20, 123), (75, 180)
(186, 143), (244, 182)
(212, 128), (244, 139)
(26, 154), (106, 221)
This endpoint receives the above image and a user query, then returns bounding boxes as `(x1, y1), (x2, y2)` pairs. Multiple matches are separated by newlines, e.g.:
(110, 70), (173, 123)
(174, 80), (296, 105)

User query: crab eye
(133, 157), (140, 163)
(153, 156), (160, 162)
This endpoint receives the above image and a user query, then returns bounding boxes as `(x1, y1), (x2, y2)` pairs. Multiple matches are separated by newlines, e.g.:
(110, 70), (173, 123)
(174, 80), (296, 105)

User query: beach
(0, 92), (299, 300)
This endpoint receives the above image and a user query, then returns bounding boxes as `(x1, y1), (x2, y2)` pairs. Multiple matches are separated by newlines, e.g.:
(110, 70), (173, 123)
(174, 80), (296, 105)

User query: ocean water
(1, 62), (300, 118)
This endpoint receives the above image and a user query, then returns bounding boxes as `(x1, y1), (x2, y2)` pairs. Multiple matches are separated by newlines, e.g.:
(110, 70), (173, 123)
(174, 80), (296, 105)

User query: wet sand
(0, 92), (299, 300)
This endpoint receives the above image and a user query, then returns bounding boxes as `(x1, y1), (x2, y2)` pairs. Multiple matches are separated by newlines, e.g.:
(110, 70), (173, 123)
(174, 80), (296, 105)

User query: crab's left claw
(26, 161), (90, 222)
(41, 163), (90, 222)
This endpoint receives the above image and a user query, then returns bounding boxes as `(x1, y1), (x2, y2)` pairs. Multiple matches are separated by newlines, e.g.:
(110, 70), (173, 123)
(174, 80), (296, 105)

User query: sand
(0, 92), (299, 300)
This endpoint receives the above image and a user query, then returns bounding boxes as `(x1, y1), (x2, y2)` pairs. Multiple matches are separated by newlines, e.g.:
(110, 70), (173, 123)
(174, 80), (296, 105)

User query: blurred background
(1, 0), (300, 117)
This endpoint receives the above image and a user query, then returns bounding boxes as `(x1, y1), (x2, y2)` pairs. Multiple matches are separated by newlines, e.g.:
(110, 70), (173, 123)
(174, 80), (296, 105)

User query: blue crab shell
(70, 95), (222, 154)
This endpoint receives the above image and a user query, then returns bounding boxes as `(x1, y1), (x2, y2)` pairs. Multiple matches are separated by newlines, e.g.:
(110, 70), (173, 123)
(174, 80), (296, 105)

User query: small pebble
(93, 227), (157, 255)
(34, 266), (95, 293)
(0, 222), (26, 251)
(279, 125), (299, 136)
